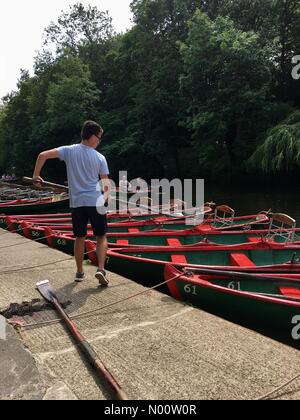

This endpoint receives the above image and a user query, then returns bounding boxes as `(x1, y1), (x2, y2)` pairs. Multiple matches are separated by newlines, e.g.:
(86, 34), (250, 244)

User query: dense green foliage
(0, 1), (299, 184)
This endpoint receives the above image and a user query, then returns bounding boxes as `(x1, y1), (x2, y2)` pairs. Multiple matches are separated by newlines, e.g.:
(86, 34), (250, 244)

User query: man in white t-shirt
(32, 121), (111, 286)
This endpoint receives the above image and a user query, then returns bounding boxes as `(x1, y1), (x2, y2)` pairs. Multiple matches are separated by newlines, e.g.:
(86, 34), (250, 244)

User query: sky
(0, 0), (133, 99)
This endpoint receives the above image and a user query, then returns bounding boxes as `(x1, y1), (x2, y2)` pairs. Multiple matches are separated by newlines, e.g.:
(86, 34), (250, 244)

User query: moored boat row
(1, 205), (300, 341)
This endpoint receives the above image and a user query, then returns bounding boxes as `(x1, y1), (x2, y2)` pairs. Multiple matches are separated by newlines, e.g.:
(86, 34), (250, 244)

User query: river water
(205, 187), (300, 226)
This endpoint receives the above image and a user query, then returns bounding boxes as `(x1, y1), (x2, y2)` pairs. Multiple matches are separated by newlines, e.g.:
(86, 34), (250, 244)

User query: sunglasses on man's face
(95, 131), (104, 140)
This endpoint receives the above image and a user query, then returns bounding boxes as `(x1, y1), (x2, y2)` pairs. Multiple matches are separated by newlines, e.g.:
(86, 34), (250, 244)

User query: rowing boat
(2, 213), (269, 234)
(0, 195), (69, 214)
(164, 264), (300, 338)
(82, 243), (300, 293)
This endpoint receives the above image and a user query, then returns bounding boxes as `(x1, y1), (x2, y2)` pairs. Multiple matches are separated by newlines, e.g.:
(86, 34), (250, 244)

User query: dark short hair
(81, 121), (102, 140)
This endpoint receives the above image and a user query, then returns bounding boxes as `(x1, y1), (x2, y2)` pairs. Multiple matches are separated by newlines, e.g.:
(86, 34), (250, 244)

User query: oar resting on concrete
(36, 280), (128, 400)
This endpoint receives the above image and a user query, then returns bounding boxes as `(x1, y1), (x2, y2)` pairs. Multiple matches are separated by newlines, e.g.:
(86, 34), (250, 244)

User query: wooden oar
(113, 196), (206, 221)
(23, 177), (69, 191)
(36, 280), (128, 400)
(183, 267), (300, 285)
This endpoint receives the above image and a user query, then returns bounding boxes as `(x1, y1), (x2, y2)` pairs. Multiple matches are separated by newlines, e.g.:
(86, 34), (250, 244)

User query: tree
(46, 55), (100, 133)
(43, 2), (114, 54)
(179, 10), (273, 178)
(248, 111), (300, 174)
(0, 55), (100, 179)
(220, 0), (300, 105)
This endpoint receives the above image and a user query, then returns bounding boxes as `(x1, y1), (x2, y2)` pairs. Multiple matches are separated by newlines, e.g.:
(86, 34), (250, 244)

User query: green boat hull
(0, 198), (69, 215)
(171, 276), (300, 340)
(107, 232), (294, 247)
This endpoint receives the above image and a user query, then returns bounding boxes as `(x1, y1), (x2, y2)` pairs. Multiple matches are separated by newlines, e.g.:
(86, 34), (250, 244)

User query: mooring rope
(256, 373), (300, 400)
(0, 232), (56, 249)
(0, 226), (25, 236)
(14, 273), (185, 330)
(0, 257), (74, 275)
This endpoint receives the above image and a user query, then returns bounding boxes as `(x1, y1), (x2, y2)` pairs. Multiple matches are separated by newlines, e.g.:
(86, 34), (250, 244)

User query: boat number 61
(228, 282), (241, 291)
(184, 284), (197, 296)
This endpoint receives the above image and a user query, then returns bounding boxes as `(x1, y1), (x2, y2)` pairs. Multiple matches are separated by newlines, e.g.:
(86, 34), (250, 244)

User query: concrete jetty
(0, 228), (299, 400)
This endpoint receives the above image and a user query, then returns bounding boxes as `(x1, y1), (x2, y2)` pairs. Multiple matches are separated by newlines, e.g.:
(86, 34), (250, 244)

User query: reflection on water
(206, 189), (300, 226)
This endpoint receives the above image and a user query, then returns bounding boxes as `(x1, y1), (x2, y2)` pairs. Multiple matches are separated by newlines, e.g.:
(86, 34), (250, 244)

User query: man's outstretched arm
(33, 149), (60, 181)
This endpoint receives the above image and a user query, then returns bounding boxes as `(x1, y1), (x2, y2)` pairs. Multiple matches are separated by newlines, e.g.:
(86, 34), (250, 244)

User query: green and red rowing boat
(165, 264), (300, 339)
(0, 196), (69, 215)
(47, 226), (300, 254)
(3, 213), (268, 234)
(82, 243), (300, 291)
(0, 205), (212, 229)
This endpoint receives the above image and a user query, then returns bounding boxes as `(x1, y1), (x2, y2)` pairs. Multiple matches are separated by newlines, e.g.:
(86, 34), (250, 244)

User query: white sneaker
(74, 272), (86, 283)
(95, 269), (109, 286)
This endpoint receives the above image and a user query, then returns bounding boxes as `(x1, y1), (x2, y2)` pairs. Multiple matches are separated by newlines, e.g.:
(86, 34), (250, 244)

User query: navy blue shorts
(71, 207), (108, 237)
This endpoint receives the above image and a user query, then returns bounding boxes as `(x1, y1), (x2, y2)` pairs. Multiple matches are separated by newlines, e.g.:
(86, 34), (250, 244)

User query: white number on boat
(32, 231), (40, 238)
(184, 284), (197, 295)
(228, 282), (241, 291)
(57, 239), (66, 246)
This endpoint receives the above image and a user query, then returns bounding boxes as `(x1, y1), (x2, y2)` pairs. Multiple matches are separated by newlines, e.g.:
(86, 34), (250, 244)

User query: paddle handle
(53, 297), (128, 400)
(22, 177), (69, 191)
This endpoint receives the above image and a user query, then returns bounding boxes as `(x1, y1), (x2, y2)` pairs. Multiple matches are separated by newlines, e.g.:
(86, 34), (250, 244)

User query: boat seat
(171, 254), (188, 264)
(116, 240), (129, 246)
(247, 237), (261, 243)
(166, 238), (182, 247)
(279, 287), (300, 299)
(128, 228), (140, 233)
(155, 216), (169, 222)
(230, 253), (256, 267)
(197, 224), (212, 232)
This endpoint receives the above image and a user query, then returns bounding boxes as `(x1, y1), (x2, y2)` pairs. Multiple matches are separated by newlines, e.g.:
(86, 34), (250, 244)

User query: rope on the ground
(15, 273), (185, 330)
(256, 373), (300, 400)
(0, 242), (98, 275)
(0, 226), (24, 236)
(0, 257), (74, 275)
(0, 232), (55, 249)
(74, 273), (184, 320)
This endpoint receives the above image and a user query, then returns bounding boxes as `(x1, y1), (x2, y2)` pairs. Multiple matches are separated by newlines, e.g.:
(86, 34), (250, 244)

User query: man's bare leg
(95, 235), (109, 285)
(74, 237), (86, 273)
(96, 235), (108, 269)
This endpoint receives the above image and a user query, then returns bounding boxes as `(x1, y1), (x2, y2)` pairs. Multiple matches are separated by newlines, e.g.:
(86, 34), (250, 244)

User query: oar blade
(36, 280), (56, 304)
